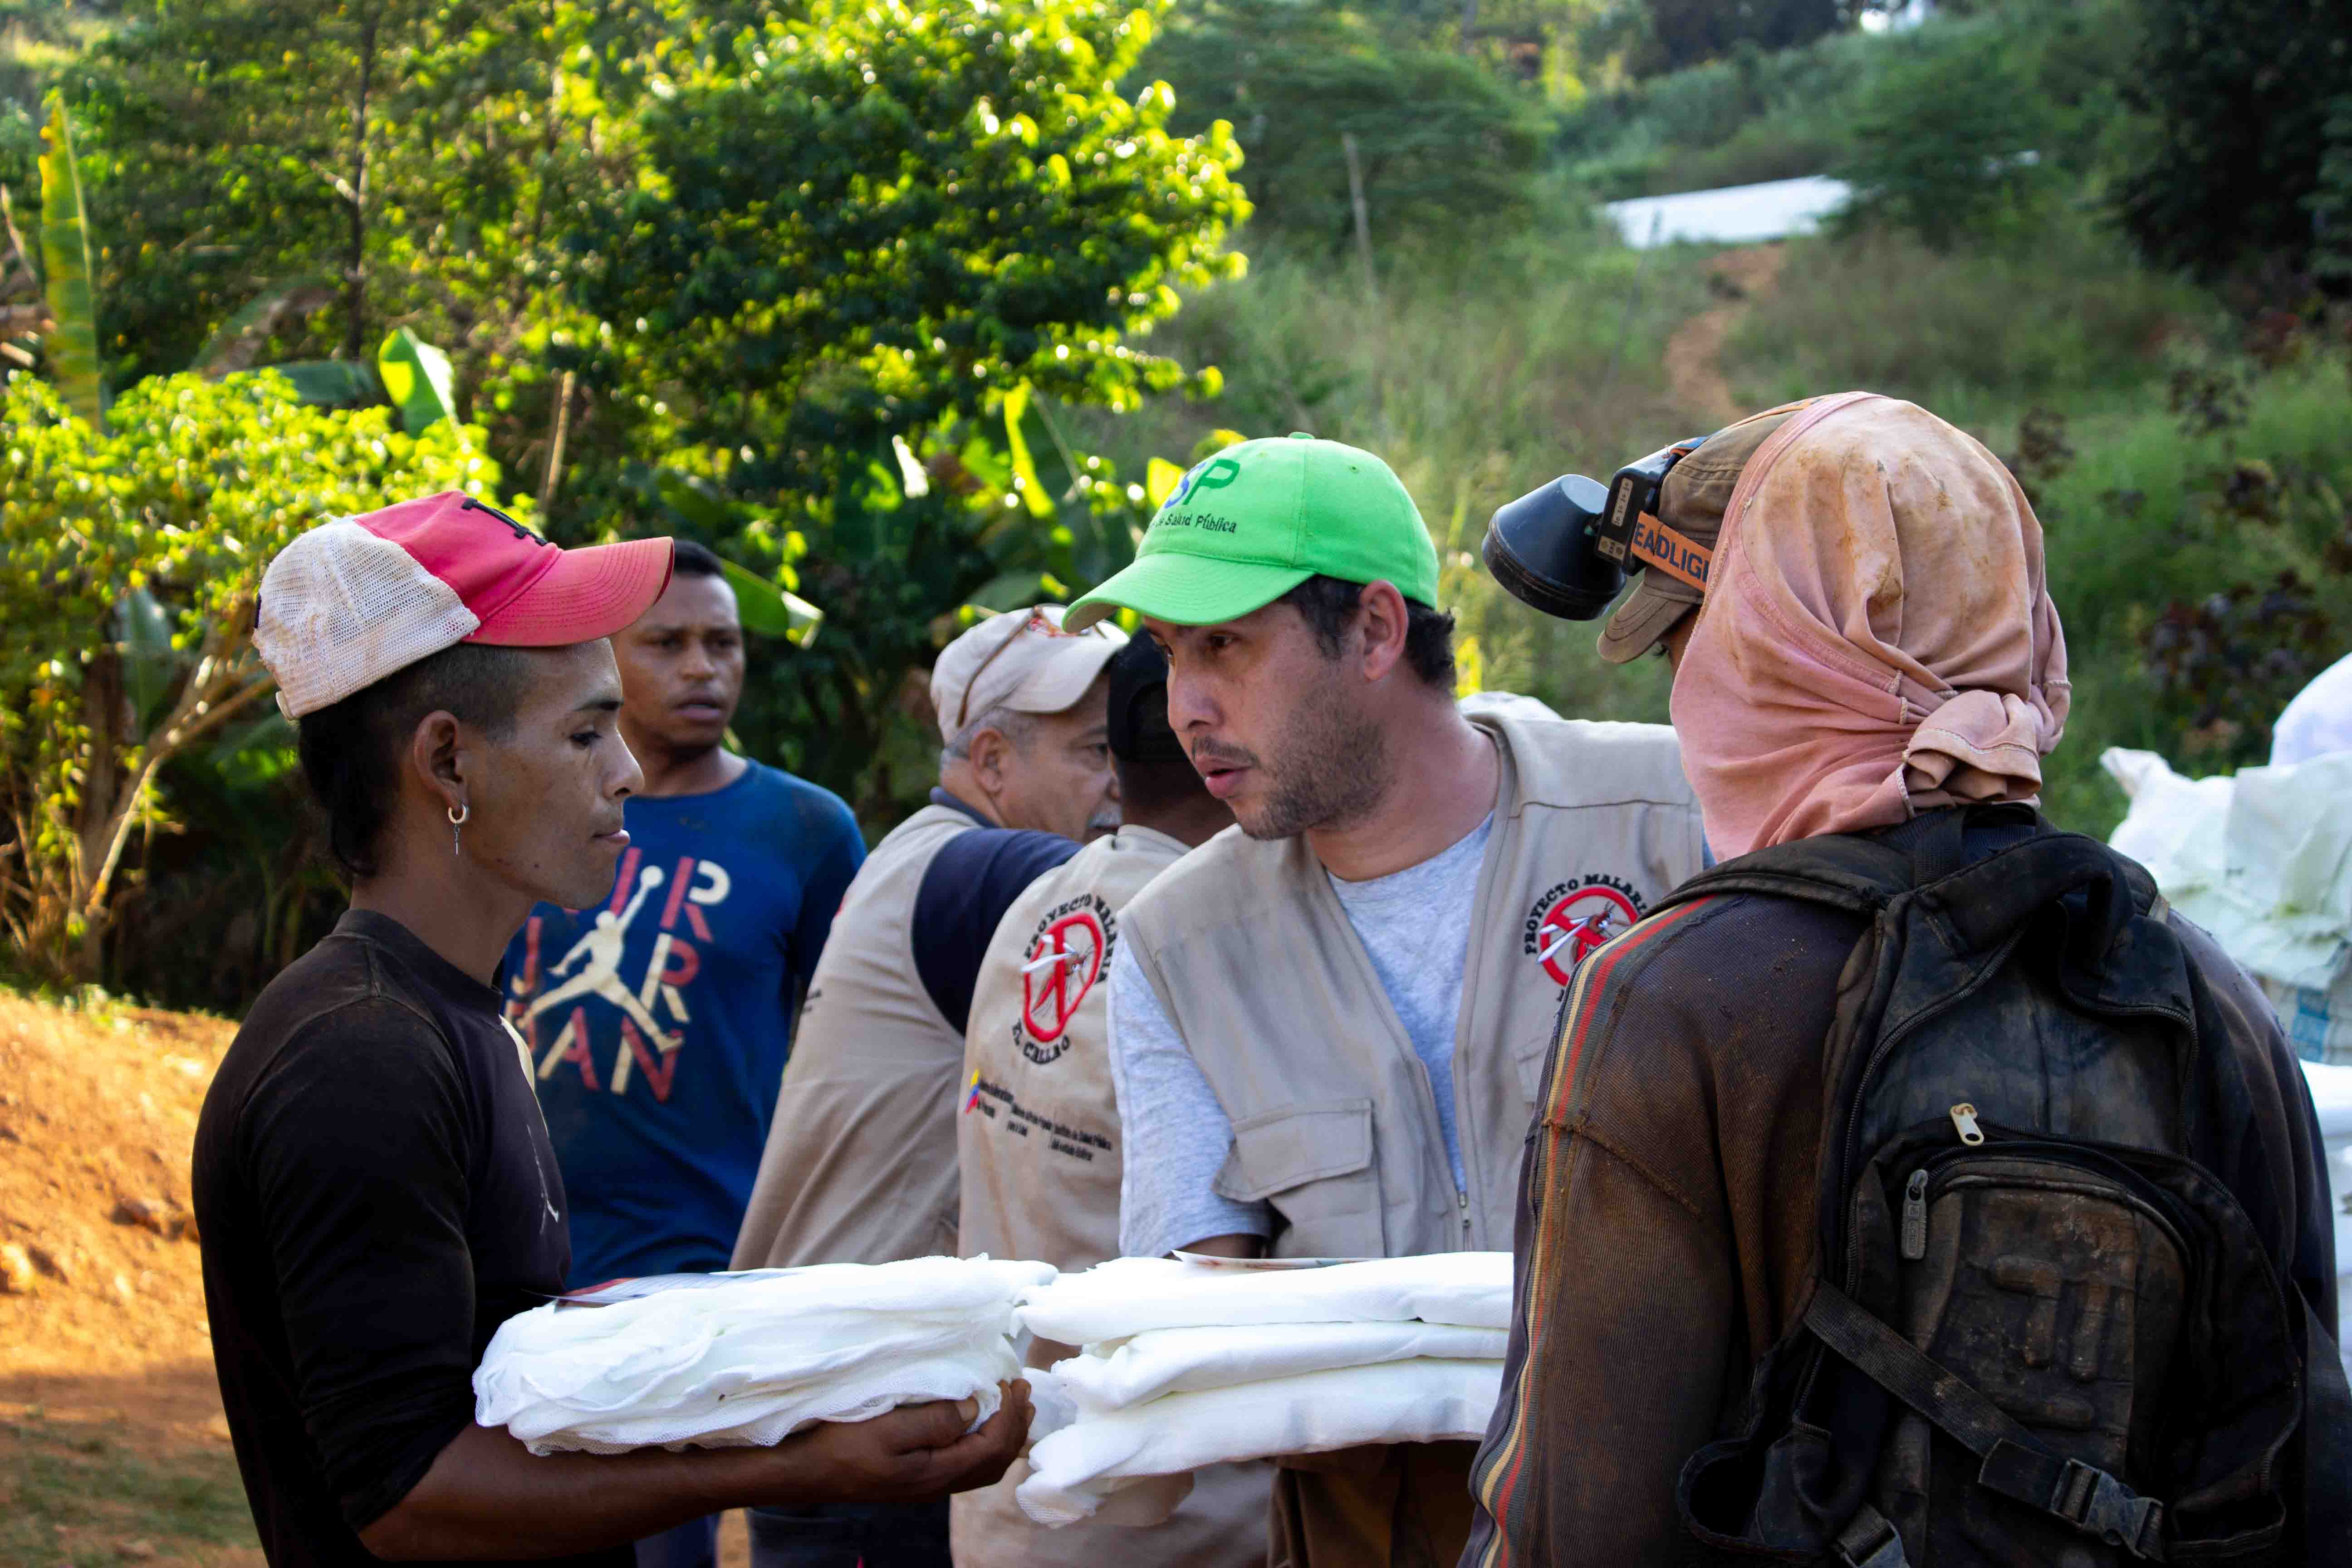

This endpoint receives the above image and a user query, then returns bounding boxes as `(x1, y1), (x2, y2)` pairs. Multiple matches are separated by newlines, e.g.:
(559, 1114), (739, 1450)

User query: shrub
(0, 369), (498, 981)
(1833, 19), (2058, 249)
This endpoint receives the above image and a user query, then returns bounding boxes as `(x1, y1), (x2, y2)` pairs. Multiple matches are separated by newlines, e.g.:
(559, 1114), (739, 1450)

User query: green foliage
(1143, 0), (1548, 248)
(555, 0), (1245, 814)
(570, 0), (1245, 492)
(35, 93), (99, 426)
(2308, 93), (2352, 291)
(0, 368), (498, 981)
(1609, 0), (1843, 77)
(1833, 21), (2054, 248)
(65, 0), (645, 470)
(1560, 24), (1882, 197)
(1728, 218), (2206, 413)
(2117, 0), (2352, 287)
(1563, 2), (2136, 204)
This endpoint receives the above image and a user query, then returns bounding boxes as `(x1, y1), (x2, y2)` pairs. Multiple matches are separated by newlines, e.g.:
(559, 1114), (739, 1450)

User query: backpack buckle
(1831, 1507), (1908, 1568)
(2053, 1458), (2167, 1559)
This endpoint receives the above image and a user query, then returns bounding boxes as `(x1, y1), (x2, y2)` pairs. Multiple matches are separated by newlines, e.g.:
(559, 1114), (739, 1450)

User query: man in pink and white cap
(194, 493), (1029, 1568)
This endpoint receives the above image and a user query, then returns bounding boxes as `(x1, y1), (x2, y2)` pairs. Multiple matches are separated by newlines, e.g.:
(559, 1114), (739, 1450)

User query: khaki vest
(958, 824), (1184, 1274)
(954, 825), (1274, 1568)
(730, 803), (975, 1269)
(1121, 712), (1704, 1259)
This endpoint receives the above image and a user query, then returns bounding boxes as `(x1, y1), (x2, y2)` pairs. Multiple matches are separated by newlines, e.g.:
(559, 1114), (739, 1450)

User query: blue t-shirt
(500, 761), (865, 1286)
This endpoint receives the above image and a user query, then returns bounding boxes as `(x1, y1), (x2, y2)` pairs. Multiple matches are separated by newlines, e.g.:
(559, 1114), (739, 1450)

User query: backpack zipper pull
(1900, 1170), (1930, 1260)
(1950, 1102), (1984, 1146)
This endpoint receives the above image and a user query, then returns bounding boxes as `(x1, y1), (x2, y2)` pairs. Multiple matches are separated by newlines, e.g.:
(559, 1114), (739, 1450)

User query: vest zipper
(1459, 1186), (1471, 1245)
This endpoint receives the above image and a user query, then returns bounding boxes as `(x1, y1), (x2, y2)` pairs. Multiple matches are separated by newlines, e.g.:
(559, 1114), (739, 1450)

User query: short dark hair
(1278, 575), (1456, 687)
(1116, 753), (1213, 819)
(295, 642), (534, 880)
(669, 539), (725, 578)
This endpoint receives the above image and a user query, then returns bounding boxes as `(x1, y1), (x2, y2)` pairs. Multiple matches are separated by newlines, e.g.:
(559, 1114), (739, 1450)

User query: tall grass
(1726, 220), (2211, 419)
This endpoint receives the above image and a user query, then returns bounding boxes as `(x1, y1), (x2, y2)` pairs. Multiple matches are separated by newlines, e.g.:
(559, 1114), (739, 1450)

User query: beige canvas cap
(1597, 404), (1803, 664)
(931, 605), (1128, 742)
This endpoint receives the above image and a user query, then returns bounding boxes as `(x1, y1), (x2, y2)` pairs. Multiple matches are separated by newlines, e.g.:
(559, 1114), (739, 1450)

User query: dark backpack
(1657, 805), (2349, 1566)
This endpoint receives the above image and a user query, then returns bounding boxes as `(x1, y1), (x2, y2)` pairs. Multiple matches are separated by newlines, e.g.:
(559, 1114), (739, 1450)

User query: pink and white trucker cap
(255, 491), (674, 718)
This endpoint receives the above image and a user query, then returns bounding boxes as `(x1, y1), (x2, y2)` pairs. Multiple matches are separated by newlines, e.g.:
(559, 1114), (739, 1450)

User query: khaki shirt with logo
(731, 802), (975, 1270)
(1120, 710), (1707, 1260)
(954, 824), (1273, 1568)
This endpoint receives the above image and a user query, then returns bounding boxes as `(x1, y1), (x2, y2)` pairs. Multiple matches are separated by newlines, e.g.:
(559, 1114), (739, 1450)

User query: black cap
(1107, 636), (1185, 763)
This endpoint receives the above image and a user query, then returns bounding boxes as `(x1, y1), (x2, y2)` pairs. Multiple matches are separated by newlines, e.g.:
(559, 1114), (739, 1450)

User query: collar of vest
(1462, 709), (1689, 816)
(929, 786), (996, 828)
(1109, 823), (1195, 861)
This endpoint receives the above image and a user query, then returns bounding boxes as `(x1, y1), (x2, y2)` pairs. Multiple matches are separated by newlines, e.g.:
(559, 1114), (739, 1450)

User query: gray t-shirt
(1108, 815), (1494, 1259)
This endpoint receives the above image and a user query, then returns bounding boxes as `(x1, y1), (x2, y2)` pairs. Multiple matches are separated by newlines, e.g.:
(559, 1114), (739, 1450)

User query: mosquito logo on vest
(1523, 873), (1646, 985)
(1016, 895), (1116, 1060)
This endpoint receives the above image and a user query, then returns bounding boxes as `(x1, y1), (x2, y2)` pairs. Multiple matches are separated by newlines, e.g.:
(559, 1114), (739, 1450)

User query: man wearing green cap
(1065, 435), (1707, 1568)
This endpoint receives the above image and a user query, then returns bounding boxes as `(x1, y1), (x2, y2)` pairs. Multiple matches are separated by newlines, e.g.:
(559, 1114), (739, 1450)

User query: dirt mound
(0, 992), (751, 1567)
(0, 993), (232, 1382)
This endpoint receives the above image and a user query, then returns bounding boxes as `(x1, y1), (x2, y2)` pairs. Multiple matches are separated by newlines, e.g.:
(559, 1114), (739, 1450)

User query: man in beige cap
(731, 605), (1123, 1568)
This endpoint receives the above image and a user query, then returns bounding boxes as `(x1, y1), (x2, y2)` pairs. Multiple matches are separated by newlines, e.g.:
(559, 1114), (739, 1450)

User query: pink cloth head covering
(1670, 392), (2071, 858)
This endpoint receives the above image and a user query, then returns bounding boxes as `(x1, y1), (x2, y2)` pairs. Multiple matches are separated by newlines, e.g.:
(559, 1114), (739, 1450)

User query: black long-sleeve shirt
(193, 909), (627, 1568)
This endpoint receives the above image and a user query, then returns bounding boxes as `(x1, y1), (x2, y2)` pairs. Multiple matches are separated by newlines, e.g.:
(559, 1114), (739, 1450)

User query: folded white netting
(475, 1256), (1056, 1455)
(1051, 1320), (1508, 1412)
(1020, 1359), (1505, 1528)
(1014, 1253), (1514, 1345)
(1009, 1255), (1513, 1526)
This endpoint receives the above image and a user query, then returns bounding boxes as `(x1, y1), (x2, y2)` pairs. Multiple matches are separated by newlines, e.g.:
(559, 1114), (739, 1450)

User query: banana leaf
(717, 557), (823, 647)
(271, 359), (384, 407)
(377, 325), (459, 434)
(1002, 382), (1056, 519)
(36, 94), (101, 430)
(194, 272), (341, 375)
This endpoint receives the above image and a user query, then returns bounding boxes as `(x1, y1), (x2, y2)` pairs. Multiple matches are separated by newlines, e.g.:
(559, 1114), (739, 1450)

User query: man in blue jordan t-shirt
(502, 540), (865, 1568)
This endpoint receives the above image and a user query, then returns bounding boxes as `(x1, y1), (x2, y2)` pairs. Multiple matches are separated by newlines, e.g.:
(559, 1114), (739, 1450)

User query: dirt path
(1661, 244), (1786, 428)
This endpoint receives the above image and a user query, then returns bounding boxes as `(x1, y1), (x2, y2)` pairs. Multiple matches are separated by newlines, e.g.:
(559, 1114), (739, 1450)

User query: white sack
(1015, 1358), (1505, 1527)
(1016, 1254), (1513, 1345)
(1051, 1320), (1509, 1414)
(2272, 651), (2352, 766)
(2102, 747), (2352, 995)
(476, 1256), (1054, 1455)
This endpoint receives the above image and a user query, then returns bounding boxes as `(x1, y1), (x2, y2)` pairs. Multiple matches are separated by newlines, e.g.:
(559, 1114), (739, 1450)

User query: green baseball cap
(1064, 433), (1439, 631)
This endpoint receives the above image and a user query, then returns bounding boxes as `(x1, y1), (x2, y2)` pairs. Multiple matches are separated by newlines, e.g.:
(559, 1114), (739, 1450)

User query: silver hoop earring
(448, 802), (470, 858)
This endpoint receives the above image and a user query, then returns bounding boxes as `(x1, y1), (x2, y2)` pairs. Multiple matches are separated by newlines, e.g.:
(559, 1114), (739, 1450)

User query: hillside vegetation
(4, 0), (2349, 1009)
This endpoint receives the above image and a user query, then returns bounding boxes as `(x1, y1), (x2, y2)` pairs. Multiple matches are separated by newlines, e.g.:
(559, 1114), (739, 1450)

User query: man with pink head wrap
(1461, 394), (2345, 1568)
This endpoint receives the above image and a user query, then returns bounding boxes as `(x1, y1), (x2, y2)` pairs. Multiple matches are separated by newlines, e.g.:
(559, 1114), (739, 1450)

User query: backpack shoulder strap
(1656, 830), (1916, 919)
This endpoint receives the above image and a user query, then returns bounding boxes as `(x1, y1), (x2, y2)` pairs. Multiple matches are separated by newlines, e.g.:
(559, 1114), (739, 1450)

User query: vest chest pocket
(1211, 1099), (1384, 1258)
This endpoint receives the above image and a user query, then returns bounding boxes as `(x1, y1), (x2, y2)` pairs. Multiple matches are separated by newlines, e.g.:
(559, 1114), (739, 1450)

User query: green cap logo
(1171, 456), (1242, 503)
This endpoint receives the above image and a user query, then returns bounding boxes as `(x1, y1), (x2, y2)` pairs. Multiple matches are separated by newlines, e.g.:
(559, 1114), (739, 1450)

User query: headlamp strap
(1628, 513), (1712, 593)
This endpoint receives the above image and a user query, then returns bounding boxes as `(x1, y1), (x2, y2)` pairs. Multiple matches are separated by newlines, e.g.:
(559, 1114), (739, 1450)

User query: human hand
(754, 1381), (1034, 1507)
